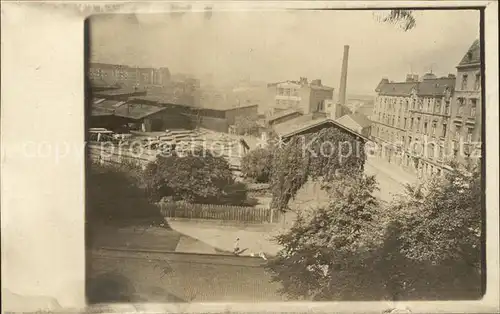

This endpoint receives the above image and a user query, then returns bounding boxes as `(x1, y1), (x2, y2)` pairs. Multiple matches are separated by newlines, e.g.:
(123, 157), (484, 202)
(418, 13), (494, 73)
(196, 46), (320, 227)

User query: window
(410, 118), (414, 129)
(435, 100), (441, 114)
(444, 101), (450, 115)
(442, 123), (447, 137)
(461, 74), (468, 90)
(457, 98), (465, 115)
(455, 126), (462, 141)
(467, 128), (474, 142)
(429, 144), (434, 158)
(424, 122), (428, 134)
(416, 117), (421, 132)
(432, 122), (437, 136)
(470, 99), (477, 117)
(404, 118), (407, 129)
(474, 73), (481, 90)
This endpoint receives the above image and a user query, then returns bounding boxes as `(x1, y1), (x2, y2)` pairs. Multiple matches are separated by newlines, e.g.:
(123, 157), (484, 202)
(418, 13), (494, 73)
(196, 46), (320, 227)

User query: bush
(241, 147), (274, 183)
(143, 149), (249, 205)
(86, 162), (164, 226)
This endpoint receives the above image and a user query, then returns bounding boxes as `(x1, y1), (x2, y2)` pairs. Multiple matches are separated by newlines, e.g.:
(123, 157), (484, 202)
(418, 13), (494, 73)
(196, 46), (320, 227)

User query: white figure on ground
(233, 237), (240, 255)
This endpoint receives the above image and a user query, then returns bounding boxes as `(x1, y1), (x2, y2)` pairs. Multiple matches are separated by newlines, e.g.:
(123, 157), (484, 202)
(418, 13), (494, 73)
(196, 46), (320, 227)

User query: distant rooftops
(268, 77), (333, 91)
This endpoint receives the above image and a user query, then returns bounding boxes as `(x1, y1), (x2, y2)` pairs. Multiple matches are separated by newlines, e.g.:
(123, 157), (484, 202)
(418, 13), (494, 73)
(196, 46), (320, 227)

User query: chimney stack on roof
(406, 74), (419, 82)
(338, 45), (350, 106)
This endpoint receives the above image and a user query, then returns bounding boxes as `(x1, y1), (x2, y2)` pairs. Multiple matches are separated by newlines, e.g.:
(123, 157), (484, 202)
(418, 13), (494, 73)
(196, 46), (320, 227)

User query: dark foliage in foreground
(266, 161), (482, 301)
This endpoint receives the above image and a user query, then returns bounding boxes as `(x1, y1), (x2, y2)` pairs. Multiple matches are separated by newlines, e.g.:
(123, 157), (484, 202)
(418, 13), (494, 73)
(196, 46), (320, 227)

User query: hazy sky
(90, 9), (480, 95)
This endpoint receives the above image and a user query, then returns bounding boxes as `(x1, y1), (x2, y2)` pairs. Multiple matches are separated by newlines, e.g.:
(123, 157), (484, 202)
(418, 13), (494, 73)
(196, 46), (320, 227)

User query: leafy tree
(388, 160), (482, 268)
(266, 173), (383, 300)
(270, 127), (366, 211)
(143, 149), (246, 205)
(241, 147), (274, 183)
(234, 115), (261, 136)
(375, 10), (416, 31)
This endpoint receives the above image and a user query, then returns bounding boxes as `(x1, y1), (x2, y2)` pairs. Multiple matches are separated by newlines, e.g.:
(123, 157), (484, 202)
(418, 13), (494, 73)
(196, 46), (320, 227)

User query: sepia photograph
(85, 7), (485, 304)
(1, 1), (498, 313)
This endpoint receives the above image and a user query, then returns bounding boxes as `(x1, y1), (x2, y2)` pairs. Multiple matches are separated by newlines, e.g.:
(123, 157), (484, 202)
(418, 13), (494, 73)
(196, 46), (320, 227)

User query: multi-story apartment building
(89, 63), (171, 88)
(268, 77), (334, 115)
(371, 39), (481, 179)
(450, 39), (482, 164)
(372, 73), (456, 178)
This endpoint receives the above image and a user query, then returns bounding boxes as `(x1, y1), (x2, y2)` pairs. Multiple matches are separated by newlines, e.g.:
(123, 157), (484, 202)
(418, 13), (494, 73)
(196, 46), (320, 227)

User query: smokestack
(338, 45), (349, 106)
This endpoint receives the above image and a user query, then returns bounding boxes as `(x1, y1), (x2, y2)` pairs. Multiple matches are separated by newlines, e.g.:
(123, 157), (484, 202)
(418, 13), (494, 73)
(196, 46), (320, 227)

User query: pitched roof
(132, 94), (194, 107)
(344, 113), (372, 128)
(417, 77), (455, 96)
(275, 117), (369, 142)
(267, 109), (303, 122)
(91, 106), (114, 117)
(95, 88), (146, 97)
(377, 82), (418, 96)
(113, 102), (167, 120)
(457, 39), (481, 68)
(94, 99), (128, 110)
(375, 78), (389, 92)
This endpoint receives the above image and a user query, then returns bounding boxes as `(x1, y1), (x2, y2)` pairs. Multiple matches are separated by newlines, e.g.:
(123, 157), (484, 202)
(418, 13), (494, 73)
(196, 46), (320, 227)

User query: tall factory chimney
(338, 45), (350, 106)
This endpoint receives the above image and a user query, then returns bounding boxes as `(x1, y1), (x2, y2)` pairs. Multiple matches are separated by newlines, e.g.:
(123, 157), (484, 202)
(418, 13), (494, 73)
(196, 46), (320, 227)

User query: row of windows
(374, 123), (476, 153)
(456, 98), (478, 117)
(375, 97), (452, 116)
(277, 88), (299, 97)
(275, 99), (300, 107)
(460, 72), (481, 91)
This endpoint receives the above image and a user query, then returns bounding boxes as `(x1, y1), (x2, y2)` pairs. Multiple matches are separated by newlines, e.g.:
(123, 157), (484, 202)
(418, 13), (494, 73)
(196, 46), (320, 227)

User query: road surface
(87, 248), (286, 303)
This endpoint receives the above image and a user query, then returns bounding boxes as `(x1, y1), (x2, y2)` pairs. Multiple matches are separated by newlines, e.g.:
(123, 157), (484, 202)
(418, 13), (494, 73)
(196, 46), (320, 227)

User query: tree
(375, 10), (416, 31)
(233, 115), (261, 136)
(270, 127), (366, 211)
(266, 173), (383, 300)
(143, 149), (246, 205)
(388, 160), (482, 268)
(241, 147), (274, 183)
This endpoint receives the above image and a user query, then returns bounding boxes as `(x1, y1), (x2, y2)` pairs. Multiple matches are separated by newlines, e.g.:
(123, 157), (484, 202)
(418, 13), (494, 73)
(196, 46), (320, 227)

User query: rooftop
(376, 81), (418, 96)
(94, 99), (128, 110)
(132, 94), (195, 107)
(457, 39), (481, 68)
(274, 116), (369, 142)
(375, 77), (455, 97)
(417, 77), (455, 96)
(343, 113), (372, 128)
(267, 109), (303, 122)
(95, 88), (147, 97)
(113, 102), (167, 120)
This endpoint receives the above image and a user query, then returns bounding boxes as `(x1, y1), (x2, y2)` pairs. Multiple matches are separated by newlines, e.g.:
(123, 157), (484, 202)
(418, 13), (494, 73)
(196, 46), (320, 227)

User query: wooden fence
(158, 202), (281, 224)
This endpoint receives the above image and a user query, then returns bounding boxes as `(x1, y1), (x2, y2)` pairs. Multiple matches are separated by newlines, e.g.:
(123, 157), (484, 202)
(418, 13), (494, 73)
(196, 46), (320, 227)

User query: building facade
(268, 77), (334, 115)
(371, 39), (481, 179)
(450, 39), (482, 164)
(89, 63), (171, 88)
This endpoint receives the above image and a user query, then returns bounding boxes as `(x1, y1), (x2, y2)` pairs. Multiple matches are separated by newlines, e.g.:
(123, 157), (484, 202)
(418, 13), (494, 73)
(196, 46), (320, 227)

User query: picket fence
(158, 202), (281, 224)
